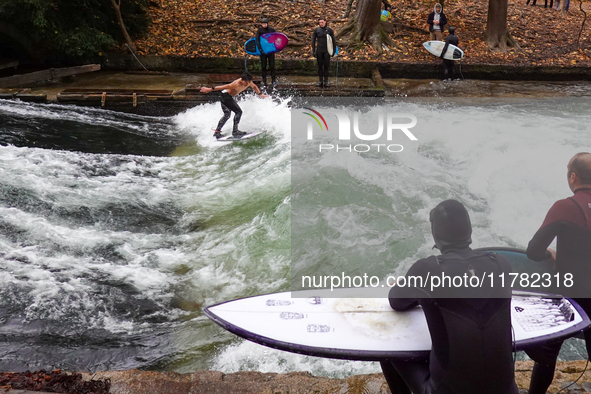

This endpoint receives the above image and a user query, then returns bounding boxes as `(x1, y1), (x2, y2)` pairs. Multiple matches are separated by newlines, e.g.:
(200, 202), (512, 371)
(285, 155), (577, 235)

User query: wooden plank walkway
(0, 64), (100, 88)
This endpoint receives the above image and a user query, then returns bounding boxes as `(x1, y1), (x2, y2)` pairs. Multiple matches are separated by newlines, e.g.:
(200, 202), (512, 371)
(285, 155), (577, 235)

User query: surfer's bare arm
(200, 82), (232, 94)
(250, 82), (268, 98)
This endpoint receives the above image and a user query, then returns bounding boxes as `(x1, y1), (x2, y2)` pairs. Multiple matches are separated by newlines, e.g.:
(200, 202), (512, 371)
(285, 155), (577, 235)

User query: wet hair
(448, 26), (456, 34)
(241, 71), (253, 82)
(569, 152), (591, 185)
(319, 16), (327, 21)
(430, 200), (472, 252)
(261, 17), (269, 24)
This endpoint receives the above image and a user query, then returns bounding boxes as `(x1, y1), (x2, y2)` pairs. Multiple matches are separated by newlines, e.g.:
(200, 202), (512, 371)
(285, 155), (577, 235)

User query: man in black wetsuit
(256, 17), (276, 88)
(440, 26), (459, 80)
(381, 200), (519, 394)
(311, 17), (336, 88)
(525, 152), (591, 394)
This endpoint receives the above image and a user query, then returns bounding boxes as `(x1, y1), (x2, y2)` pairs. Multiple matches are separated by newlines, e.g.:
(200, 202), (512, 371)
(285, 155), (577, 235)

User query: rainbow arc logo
(303, 107), (328, 132)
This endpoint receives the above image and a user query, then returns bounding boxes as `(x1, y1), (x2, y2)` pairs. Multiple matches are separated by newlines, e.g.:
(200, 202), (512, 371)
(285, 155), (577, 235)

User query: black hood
(430, 199), (472, 252)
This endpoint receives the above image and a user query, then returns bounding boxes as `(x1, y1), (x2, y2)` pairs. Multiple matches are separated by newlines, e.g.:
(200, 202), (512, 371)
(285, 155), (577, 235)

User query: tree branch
(110, 0), (137, 52)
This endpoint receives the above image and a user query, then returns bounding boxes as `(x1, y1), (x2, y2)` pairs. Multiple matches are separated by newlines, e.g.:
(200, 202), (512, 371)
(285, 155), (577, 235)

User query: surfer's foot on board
(232, 130), (247, 138)
(213, 130), (225, 139)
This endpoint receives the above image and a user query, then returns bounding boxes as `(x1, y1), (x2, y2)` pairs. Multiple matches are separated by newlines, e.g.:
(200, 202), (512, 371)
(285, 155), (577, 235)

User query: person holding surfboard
(256, 18), (277, 88)
(200, 71), (267, 139)
(427, 3), (447, 41)
(311, 17), (336, 88)
(382, 200), (519, 394)
(524, 152), (591, 394)
(440, 26), (459, 79)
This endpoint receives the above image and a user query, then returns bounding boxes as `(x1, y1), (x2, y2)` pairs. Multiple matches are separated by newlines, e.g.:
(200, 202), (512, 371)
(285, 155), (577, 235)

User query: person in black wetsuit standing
(311, 17), (336, 88)
(256, 17), (276, 88)
(440, 26), (459, 80)
(381, 199), (519, 394)
(524, 152), (591, 394)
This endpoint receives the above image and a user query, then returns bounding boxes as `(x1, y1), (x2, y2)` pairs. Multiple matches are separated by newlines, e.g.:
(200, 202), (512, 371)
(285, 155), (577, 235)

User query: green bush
(0, 0), (150, 61)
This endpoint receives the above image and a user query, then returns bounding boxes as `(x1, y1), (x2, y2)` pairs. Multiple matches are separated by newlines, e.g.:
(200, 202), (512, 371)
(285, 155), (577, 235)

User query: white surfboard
(205, 289), (589, 361)
(327, 35), (337, 57)
(216, 131), (263, 142)
(423, 40), (464, 61)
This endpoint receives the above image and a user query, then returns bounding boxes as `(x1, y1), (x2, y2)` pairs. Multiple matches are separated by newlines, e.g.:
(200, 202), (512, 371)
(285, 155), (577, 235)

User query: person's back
(527, 186), (591, 298)
(419, 250), (516, 393)
(383, 200), (518, 394)
(524, 153), (591, 394)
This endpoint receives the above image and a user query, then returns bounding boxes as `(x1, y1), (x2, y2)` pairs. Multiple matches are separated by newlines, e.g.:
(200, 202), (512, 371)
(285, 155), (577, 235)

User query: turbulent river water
(1, 80), (590, 377)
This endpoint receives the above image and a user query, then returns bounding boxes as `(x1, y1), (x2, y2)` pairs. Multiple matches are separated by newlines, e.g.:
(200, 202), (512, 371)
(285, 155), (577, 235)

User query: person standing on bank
(525, 152), (591, 394)
(256, 17), (277, 89)
(427, 3), (447, 41)
(440, 26), (459, 80)
(312, 17), (336, 88)
(381, 200), (519, 394)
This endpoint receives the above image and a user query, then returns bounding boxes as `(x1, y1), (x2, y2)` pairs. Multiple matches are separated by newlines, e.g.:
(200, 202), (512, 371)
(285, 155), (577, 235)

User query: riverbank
(3, 361), (590, 394)
(86, 361), (591, 393)
(2, 67), (591, 118)
(135, 0), (591, 67)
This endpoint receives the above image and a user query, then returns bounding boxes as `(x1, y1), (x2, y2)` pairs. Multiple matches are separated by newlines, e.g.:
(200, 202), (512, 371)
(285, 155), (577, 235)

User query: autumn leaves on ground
(134, 0), (591, 67)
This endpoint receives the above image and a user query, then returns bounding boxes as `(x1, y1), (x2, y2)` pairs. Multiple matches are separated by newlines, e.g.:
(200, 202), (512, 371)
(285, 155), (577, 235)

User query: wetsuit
(525, 188), (591, 394)
(256, 25), (276, 85)
(312, 25), (336, 85)
(440, 33), (459, 80)
(215, 91), (242, 133)
(527, 188), (591, 297)
(383, 249), (519, 394)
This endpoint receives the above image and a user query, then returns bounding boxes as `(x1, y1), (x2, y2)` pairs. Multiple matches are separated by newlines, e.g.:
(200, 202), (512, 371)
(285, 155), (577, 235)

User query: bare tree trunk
(576, 0), (587, 47)
(356, 0), (381, 40)
(485, 0), (520, 51)
(343, 0), (356, 18)
(110, 0), (137, 52)
(337, 0), (399, 54)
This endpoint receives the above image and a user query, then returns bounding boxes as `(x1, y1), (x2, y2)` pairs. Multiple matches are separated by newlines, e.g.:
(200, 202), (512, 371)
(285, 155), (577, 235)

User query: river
(0, 80), (590, 377)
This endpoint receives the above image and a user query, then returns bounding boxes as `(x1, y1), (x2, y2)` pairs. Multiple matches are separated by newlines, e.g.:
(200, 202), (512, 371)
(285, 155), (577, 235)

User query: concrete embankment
(8, 360), (589, 394)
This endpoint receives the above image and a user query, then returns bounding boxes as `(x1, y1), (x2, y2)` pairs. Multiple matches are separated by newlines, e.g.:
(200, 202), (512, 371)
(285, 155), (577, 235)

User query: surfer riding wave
(200, 72), (268, 139)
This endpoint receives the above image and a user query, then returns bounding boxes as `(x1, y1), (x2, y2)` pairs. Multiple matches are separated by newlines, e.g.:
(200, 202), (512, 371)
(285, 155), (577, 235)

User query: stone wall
(102, 52), (591, 81)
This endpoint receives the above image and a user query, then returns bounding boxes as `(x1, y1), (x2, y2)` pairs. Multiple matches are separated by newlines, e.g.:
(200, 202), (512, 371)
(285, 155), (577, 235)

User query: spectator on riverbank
(526, 0), (554, 9)
(427, 3), (447, 41)
(381, 200), (519, 394)
(440, 26), (459, 79)
(256, 17), (277, 88)
(525, 152), (591, 394)
(311, 17), (336, 88)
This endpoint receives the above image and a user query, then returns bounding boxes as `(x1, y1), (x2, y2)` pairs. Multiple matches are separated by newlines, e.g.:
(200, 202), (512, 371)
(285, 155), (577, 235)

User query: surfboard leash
(335, 57), (339, 88)
(126, 44), (149, 72)
(556, 358), (589, 393)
